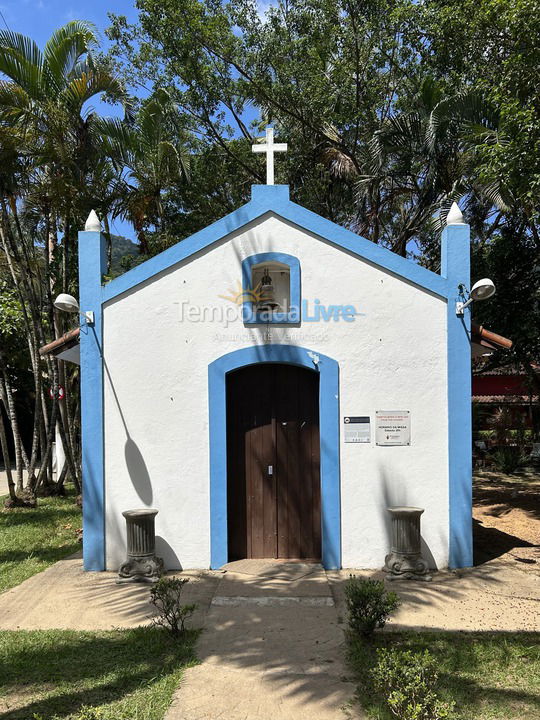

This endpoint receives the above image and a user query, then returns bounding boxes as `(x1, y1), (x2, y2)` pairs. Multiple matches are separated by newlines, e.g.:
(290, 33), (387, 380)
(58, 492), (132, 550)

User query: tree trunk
(0, 363), (23, 492)
(103, 214), (112, 275)
(0, 403), (17, 503)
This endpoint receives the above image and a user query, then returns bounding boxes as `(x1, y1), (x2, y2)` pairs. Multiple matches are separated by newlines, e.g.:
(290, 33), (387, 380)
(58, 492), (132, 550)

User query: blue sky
(0, 0), (138, 53)
(0, 0), (271, 241)
(1, 0), (140, 239)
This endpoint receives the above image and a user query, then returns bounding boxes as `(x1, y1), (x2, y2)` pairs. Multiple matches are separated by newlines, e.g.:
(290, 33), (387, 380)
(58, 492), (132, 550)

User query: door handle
(267, 465), (273, 476)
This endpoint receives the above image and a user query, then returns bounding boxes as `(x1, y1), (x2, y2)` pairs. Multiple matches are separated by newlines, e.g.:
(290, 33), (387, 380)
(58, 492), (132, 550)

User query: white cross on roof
(251, 127), (287, 185)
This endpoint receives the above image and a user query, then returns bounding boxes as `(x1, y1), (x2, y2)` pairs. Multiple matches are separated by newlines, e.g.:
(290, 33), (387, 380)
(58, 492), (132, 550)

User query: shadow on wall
(106, 507), (126, 573)
(124, 437), (153, 506)
(104, 359), (186, 571)
(156, 535), (183, 571)
(378, 463), (439, 571)
(103, 358), (153, 506)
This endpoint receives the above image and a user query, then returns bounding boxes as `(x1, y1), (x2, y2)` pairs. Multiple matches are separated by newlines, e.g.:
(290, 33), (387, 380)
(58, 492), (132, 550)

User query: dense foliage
(372, 647), (455, 719)
(1, 0), (539, 502)
(107, 0), (540, 396)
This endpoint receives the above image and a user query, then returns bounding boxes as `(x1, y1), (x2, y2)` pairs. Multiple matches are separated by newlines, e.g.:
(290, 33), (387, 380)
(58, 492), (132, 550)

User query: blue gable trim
(241, 252), (301, 324)
(102, 185), (448, 303)
(208, 344), (341, 570)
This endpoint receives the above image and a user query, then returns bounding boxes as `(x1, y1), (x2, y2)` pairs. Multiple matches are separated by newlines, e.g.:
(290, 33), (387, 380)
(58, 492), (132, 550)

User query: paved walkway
(1, 554), (538, 633)
(1, 555), (539, 718)
(0, 552), (220, 631)
(165, 560), (360, 720)
(0, 469), (10, 496)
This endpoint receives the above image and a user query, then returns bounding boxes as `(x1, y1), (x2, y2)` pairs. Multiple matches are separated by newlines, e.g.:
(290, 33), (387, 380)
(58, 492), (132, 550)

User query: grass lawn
(0, 626), (199, 719)
(349, 631), (540, 719)
(0, 489), (81, 593)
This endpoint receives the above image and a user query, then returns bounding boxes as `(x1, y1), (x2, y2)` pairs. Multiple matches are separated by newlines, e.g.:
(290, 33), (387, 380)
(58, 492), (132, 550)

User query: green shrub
(344, 576), (400, 637)
(149, 577), (197, 635)
(491, 446), (526, 474)
(372, 648), (454, 720)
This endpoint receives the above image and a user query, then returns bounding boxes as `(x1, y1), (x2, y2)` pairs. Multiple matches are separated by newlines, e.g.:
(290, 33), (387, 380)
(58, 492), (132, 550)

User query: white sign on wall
(344, 416), (371, 443)
(375, 411), (411, 446)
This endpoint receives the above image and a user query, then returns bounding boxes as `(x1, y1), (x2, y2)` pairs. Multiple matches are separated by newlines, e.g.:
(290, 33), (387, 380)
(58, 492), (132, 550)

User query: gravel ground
(473, 469), (540, 568)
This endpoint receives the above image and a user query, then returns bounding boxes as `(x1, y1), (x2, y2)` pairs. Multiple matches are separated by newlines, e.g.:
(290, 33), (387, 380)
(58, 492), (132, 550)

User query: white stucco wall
(102, 213), (448, 570)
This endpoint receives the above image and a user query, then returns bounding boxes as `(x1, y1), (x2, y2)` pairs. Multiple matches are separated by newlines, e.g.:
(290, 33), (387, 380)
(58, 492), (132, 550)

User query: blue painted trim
(78, 230), (107, 570)
(442, 223), (472, 568)
(103, 185), (448, 303)
(208, 345), (341, 569)
(241, 252), (301, 324)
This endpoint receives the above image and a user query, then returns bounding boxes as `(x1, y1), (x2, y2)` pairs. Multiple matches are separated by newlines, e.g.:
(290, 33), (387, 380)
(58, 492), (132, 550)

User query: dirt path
(473, 470), (540, 567)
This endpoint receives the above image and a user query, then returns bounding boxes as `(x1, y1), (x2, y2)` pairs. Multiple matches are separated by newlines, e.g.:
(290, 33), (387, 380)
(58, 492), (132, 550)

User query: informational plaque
(344, 416), (371, 443)
(375, 411), (411, 446)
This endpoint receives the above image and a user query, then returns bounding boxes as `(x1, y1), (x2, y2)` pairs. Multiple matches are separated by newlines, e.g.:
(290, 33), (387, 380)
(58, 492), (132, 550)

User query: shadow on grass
(0, 491), (82, 593)
(347, 630), (540, 720)
(0, 626), (199, 719)
(0, 545), (81, 565)
(0, 499), (81, 530)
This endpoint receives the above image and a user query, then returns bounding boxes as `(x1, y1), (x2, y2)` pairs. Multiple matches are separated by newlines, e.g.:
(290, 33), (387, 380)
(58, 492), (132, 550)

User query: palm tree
(97, 89), (190, 255)
(323, 77), (510, 261)
(0, 22), (125, 499)
(0, 21), (125, 261)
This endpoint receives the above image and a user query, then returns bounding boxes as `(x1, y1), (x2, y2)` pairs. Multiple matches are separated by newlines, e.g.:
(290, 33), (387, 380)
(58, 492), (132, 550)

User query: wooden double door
(226, 363), (321, 561)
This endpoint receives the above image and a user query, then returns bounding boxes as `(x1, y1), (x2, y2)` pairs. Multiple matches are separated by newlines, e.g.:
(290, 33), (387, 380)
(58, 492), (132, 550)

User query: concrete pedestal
(117, 509), (164, 583)
(384, 506), (432, 581)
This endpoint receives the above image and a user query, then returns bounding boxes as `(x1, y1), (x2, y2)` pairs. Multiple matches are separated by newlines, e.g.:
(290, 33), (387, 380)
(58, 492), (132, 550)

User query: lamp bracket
(81, 310), (95, 326)
(456, 298), (473, 315)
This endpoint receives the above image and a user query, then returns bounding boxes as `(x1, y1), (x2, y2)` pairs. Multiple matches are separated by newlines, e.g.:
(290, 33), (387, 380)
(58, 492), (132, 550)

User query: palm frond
(476, 179), (513, 213)
(379, 112), (424, 149)
(60, 68), (124, 111)
(157, 139), (190, 181)
(320, 146), (356, 179)
(0, 31), (43, 98)
(428, 90), (499, 153)
(0, 81), (32, 119)
(0, 29), (43, 71)
(42, 21), (99, 96)
(93, 116), (137, 168)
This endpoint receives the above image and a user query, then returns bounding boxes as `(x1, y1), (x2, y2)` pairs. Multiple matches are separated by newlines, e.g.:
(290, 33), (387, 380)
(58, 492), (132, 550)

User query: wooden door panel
(275, 365), (320, 559)
(227, 363), (321, 561)
(246, 420), (275, 558)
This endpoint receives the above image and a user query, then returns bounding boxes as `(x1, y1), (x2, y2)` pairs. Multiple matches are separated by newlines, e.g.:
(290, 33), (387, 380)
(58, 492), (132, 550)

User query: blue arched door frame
(208, 344), (341, 569)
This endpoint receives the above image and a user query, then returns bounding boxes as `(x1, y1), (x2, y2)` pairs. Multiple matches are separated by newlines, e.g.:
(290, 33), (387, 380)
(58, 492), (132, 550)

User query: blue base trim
(241, 252), (301, 324)
(208, 344), (341, 569)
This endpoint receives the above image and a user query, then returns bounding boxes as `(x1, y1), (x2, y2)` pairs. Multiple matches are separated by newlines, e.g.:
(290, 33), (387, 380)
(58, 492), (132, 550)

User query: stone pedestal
(383, 506), (432, 581)
(117, 509), (164, 583)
